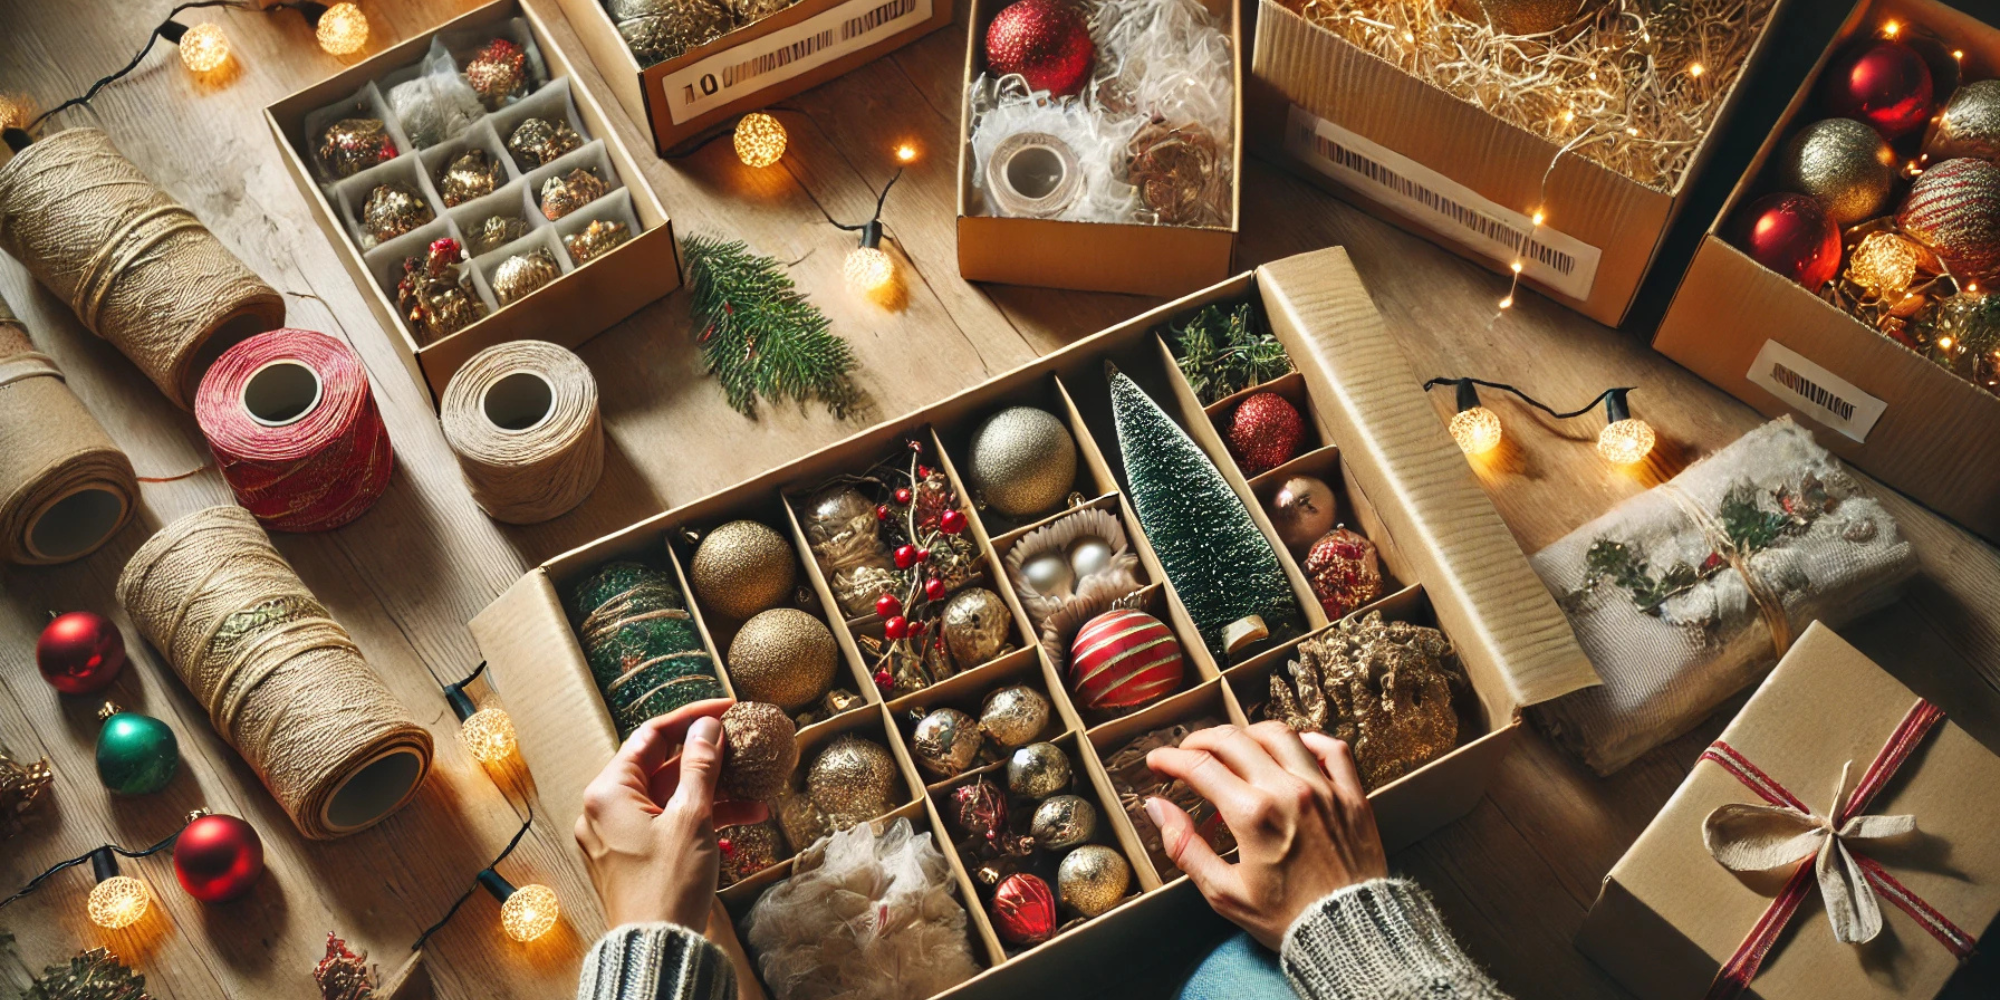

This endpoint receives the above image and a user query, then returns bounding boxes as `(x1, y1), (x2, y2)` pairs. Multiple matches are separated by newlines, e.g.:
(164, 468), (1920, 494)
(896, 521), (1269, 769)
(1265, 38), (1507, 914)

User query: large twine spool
(0, 294), (137, 565)
(117, 505), (434, 839)
(0, 128), (285, 407)
(440, 340), (603, 524)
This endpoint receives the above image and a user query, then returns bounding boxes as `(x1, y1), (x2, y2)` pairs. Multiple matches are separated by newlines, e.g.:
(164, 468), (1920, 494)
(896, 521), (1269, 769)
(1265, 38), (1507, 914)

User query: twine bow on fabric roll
(116, 505), (433, 839)
(0, 128), (284, 407)
(440, 340), (603, 524)
(0, 294), (137, 565)
(196, 329), (393, 532)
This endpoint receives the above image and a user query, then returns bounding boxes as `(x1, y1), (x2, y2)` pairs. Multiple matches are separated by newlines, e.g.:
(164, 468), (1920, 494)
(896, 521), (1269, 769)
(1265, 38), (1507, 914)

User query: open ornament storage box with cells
(1653, 0), (2000, 544)
(264, 0), (679, 406)
(470, 246), (1597, 998)
(551, 0), (953, 154)
(1245, 0), (1791, 327)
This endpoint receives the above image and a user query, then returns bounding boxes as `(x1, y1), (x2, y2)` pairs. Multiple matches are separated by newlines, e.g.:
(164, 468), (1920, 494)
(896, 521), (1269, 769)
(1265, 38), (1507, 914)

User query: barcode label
(1283, 105), (1601, 302)
(660, 0), (934, 124)
(1746, 340), (1887, 443)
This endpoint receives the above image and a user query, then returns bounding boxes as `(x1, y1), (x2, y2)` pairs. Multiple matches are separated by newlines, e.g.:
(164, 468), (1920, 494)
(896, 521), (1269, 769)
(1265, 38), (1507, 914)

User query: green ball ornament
(95, 703), (178, 795)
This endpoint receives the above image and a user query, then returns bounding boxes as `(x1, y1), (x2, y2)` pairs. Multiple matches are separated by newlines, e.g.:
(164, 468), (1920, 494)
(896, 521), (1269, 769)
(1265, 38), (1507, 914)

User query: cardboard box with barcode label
(553, 0), (951, 155)
(1245, 0), (1791, 327)
(1653, 0), (2000, 543)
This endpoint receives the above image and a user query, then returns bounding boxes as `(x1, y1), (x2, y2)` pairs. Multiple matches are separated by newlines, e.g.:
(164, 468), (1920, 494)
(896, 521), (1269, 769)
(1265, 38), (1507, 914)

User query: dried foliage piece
(314, 934), (378, 1000)
(1103, 721), (1236, 874)
(1264, 612), (1463, 789)
(1165, 301), (1293, 405)
(1, 748), (53, 839)
(20, 947), (149, 1000)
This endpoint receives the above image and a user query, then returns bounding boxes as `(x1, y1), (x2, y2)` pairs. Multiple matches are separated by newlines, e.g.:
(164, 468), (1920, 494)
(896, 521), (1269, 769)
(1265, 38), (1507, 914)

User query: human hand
(575, 698), (770, 930)
(1145, 721), (1388, 949)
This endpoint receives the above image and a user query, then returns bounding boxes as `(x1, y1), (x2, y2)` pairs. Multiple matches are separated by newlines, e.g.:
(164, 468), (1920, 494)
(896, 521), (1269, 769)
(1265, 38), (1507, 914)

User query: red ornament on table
(1226, 392), (1304, 476)
(1822, 38), (1934, 139)
(992, 872), (1058, 945)
(36, 611), (126, 695)
(1069, 609), (1183, 711)
(1730, 193), (1843, 290)
(174, 812), (265, 902)
(1303, 528), (1384, 620)
(985, 0), (1095, 97)
(1897, 157), (2000, 284)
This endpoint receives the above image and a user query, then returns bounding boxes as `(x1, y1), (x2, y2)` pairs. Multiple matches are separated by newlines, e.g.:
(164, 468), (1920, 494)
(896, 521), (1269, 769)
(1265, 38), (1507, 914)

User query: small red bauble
(174, 813), (264, 903)
(894, 487), (913, 505)
(940, 509), (967, 535)
(1897, 157), (2000, 283)
(1226, 392), (1305, 476)
(874, 669), (894, 691)
(992, 872), (1058, 946)
(1303, 528), (1384, 620)
(915, 547), (930, 563)
(1730, 193), (1843, 290)
(1069, 609), (1183, 711)
(876, 593), (903, 618)
(951, 778), (1008, 839)
(1823, 39), (1934, 140)
(984, 0), (1095, 97)
(875, 504), (891, 521)
(36, 611), (126, 695)
(924, 577), (948, 601)
(885, 616), (910, 640)
(895, 544), (919, 569)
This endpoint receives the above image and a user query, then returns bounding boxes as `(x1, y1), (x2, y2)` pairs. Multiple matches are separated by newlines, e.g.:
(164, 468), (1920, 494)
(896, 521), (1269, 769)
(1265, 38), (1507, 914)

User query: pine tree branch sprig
(683, 234), (860, 419)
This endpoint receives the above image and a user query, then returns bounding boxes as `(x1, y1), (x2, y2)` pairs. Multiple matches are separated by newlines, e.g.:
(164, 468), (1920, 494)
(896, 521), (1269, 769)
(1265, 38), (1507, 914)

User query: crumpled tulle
(970, 74), (1143, 224)
(745, 819), (981, 1000)
(388, 41), (486, 148)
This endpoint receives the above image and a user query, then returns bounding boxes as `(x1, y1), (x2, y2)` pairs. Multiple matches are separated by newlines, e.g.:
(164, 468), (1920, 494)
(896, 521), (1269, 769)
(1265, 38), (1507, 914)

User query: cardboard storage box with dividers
(471, 246), (1598, 998)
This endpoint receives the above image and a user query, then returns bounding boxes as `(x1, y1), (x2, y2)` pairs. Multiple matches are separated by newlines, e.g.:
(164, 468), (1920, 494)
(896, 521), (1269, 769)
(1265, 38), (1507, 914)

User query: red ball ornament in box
(1822, 38), (1934, 140)
(1729, 193), (1843, 290)
(1226, 392), (1305, 476)
(1303, 528), (1384, 620)
(1069, 609), (1183, 711)
(985, 0), (1095, 97)
(992, 872), (1058, 945)
(174, 813), (265, 903)
(1898, 157), (2000, 284)
(36, 611), (126, 695)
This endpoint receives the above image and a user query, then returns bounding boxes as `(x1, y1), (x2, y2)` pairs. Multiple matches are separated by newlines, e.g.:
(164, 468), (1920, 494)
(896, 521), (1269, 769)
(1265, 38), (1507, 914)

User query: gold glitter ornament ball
(439, 149), (502, 207)
(912, 707), (985, 777)
(1778, 118), (1897, 227)
(692, 520), (798, 620)
(1926, 80), (2000, 163)
(1007, 741), (1070, 799)
(565, 219), (631, 265)
(1056, 844), (1129, 917)
(965, 406), (1077, 518)
(1453, 0), (1597, 34)
(979, 684), (1050, 747)
(720, 701), (799, 800)
(469, 214), (532, 256)
(362, 181), (433, 244)
(942, 587), (1013, 668)
(541, 168), (609, 221)
(1031, 793), (1096, 850)
(492, 248), (560, 305)
(806, 735), (900, 828)
(718, 820), (784, 886)
(508, 117), (582, 168)
(728, 608), (838, 711)
(772, 784), (831, 852)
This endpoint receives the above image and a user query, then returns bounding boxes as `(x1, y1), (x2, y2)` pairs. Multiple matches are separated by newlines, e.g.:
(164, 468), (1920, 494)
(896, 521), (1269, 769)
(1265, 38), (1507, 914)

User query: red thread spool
(195, 330), (393, 532)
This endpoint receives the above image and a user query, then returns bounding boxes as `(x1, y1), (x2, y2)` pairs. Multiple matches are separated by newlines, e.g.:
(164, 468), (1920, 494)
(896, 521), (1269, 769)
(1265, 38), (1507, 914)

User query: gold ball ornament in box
(1056, 844), (1129, 917)
(440, 149), (502, 208)
(735, 112), (788, 168)
(1777, 119), (1898, 227)
(565, 219), (631, 265)
(1007, 741), (1070, 799)
(507, 117), (582, 168)
(772, 784), (831, 853)
(979, 684), (1050, 747)
(1925, 80), (2000, 163)
(912, 707), (984, 777)
(718, 820), (784, 886)
(941, 587), (1013, 668)
(692, 520), (798, 620)
(362, 182), (432, 244)
(492, 248), (560, 305)
(610, 0), (731, 65)
(1849, 232), (1921, 298)
(806, 735), (900, 828)
(469, 214), (531, 256)
(1031, 793), (1097, 850)
(727, 608), (838, 711)
(965, 406), (1077, 518)
(541, 168), (609, 221)
(720, 702), (798, 801)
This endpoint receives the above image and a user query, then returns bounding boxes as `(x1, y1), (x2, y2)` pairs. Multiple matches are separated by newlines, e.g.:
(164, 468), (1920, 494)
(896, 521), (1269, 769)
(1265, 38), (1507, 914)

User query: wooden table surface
(3, 0), (1998, 997)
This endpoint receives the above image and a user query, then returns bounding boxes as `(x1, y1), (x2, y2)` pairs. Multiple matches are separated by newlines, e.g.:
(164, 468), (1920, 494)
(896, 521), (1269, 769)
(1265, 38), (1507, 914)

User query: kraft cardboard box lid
(1580, 622), (2000, 1000)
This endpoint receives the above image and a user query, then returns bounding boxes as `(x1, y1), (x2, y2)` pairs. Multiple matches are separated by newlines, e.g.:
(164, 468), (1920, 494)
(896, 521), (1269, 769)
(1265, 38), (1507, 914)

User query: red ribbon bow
(1699, 698), (1975, 1000)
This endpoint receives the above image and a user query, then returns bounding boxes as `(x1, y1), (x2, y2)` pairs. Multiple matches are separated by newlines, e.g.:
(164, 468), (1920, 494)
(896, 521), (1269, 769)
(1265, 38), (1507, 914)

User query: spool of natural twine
(0, 292), (137, 565)
(116, 505), (434, 839)
(440, 340), (603, 524)
(0, 128), (285, 407)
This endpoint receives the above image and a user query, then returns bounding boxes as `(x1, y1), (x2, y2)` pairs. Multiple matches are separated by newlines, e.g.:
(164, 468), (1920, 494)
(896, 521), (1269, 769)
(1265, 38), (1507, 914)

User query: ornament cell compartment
(1085, 676), (1247, 887)
(888, 647), (1071, 783)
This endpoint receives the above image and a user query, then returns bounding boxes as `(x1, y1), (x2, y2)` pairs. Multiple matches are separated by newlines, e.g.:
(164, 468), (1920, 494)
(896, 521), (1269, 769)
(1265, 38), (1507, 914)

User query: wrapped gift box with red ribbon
(1578, 622), (2000, 1000)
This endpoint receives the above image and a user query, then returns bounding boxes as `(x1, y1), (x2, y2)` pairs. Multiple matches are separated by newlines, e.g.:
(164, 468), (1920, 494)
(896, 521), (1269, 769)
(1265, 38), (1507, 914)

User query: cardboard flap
(1255, 247), (1598, 709)
(469, 568), (620, 832)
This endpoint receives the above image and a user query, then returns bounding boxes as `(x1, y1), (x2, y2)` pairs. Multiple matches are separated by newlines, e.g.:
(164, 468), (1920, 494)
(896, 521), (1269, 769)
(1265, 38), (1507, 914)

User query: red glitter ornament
(992, 872), (1058, 946)
(1303, 528), (1383, 620)
(36, 611), (126, 695)
(1897, 157), (2000, 283)
(984, 0), (1095, 97)
(1823, 39), (1934, 140)
(1069, 609), (1183, 711)
(1729, 193), (1843, 290)
(174, 813), (265, 903)
(1226, 392), (1305, 476)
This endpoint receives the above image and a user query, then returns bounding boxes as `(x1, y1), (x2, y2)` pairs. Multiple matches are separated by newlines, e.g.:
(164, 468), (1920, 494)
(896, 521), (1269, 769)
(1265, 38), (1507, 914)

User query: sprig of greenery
(683, 234), (859, 419)
(1166, 302), (1294, 405)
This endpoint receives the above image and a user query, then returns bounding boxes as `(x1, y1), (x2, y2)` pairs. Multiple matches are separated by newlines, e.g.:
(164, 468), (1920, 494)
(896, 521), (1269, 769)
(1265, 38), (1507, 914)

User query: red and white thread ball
(1069, 609), (1183, 711)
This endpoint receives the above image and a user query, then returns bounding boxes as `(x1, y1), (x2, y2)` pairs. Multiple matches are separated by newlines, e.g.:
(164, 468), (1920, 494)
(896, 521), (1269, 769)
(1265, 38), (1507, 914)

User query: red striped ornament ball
(1898, 158), (2000, 285)
(1069, 609), (1183, 711)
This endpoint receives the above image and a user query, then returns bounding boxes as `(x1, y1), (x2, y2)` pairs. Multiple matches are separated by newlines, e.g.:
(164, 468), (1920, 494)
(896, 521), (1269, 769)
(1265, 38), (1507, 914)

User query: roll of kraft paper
(196, 329), (394, 532)
(440, 340), (603, 524)
(0, 293), (138, 565)
(117, 505), (434, 839)
(0, 128), (285, 407)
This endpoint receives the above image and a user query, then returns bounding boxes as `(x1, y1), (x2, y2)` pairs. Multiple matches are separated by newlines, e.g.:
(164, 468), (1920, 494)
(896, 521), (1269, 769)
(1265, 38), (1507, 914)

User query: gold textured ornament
(1777, 118), (1897, 227)
(540, 168), (609, 221)
(1265, 611), (1462, 790)
(491, 247), (560, 305)
(1127, 120), (1228, 228)
(1453, 0), (1596, 34)
(318, 117), (395, 179)
(1848, 232), (1921, 298)
(802, 485), (898, 618)
(468, 214), (532, 257)
(1007, 741), (1070, 799)
(965, 406), (1078, 518)
(727, 0), (797, 23)
(718, 820), (784, 885)
(912, 707), (985, 777)
(979, 685), (1051, 747)
(772, 784), (831, 853)
(1926, 80), (2000, 163)
(692, 520), (798, 620)
(439, 148), (502, 208)
(507, 116), (582, 168)
(396, 237), (486, 344)
(941, 587), (1013, 669)
(1031, 793), (1096, 850)
(361, 181), (433, 244)
(1, 748), (53, 839)
(465, 37), (529, 110)
(1056, 844), (1129, 917)
(720, 701), (798, 800)
(806, 735), (900, 829)
(564, 219), (631, 265)
(728, 608), (838, 711)
(609, 0), (731, 66)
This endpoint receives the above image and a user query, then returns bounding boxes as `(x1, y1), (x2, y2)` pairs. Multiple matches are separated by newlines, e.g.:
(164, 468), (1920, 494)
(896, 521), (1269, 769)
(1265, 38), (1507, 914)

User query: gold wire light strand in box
(1281, 0), (1777, 191)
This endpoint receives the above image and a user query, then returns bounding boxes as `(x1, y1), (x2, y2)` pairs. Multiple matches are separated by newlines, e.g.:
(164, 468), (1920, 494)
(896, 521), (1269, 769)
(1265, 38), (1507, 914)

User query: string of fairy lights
(1424, 376), (1657, 467)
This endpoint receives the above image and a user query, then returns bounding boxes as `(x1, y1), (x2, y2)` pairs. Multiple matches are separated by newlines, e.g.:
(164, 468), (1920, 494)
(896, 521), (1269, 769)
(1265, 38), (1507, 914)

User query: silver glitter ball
(1057, 844), (1130, 917)
(1007, 741), (1070, 800)
(979, 685), (1050, 748)
(1031, 794), (1097, 850)
(912, 707), (985, 777)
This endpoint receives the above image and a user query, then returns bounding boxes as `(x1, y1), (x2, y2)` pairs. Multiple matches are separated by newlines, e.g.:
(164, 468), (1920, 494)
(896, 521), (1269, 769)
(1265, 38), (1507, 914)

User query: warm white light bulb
(316, 2), (370, 56)
(460, 707), (517, 765)
(87, 876), (150, 929)
(179, 22), (230, 74)
(734, 112), (786, 168)
(1598, 419), (1656, 466)
(1449, 406), (1503, 456)
(500, 883), (559, 942)
(845, 246), (893, 294)
(895, 143), (917, 163)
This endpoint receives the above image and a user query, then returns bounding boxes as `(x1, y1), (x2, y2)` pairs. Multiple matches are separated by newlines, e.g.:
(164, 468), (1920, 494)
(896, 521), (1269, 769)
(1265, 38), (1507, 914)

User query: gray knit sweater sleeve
(578, 923), (736, 1000)
(1279, 878), (1511, 1000)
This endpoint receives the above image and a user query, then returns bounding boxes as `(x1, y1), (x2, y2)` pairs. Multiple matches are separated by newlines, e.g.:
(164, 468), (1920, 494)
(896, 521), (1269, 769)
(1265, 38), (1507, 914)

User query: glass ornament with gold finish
(312, 2), (371, 57)
(734, 112), (786, 168)
(481, 870), (559, 943)
(85, 849), (149, 929)
(1596, 389), (1655, 466)
(1849, 231), (1919, 298)
(172, 21), (231, 74)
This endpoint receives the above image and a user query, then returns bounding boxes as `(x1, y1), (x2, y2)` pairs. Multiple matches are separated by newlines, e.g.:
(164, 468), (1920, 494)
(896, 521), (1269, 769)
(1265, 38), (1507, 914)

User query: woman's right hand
(1145, 721), (1389, 950)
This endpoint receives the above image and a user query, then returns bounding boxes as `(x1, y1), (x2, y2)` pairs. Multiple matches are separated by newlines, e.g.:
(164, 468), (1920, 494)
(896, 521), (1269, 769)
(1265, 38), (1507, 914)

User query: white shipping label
(1284, 105), (1602, 303)
(1745, 340), (1888, 443)
(660, 0), (934, 124)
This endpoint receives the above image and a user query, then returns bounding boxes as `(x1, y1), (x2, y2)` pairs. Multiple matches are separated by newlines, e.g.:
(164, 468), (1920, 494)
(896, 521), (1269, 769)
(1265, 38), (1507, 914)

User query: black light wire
(0, 824), (187, 910)
(409, 801), (536, 952)
(1422, 377), (1636, 421)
